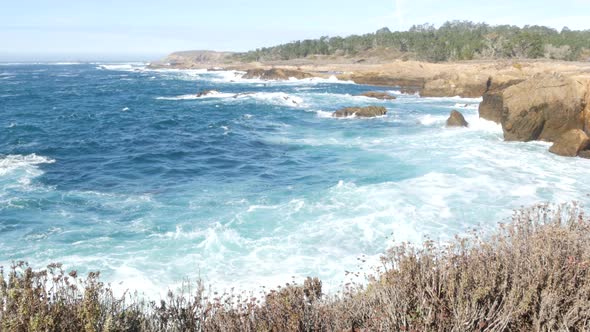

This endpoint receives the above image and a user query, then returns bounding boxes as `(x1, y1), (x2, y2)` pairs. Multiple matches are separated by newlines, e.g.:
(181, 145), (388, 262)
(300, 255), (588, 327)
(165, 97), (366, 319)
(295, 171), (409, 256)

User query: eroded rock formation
(446, 110), (469, 127)
(332, 106), (387, 118)
(549, 129), (590, 157)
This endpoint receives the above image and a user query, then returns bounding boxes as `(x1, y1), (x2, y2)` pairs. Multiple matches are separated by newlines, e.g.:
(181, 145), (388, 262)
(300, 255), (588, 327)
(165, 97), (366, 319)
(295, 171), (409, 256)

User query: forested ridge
(237, 21), (590, 62)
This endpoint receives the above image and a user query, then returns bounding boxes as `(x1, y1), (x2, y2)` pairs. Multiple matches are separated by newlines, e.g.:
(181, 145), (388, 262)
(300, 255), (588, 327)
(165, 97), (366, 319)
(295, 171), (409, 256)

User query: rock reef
(332, 106), (387, 118)
(358, 91), (396, 100)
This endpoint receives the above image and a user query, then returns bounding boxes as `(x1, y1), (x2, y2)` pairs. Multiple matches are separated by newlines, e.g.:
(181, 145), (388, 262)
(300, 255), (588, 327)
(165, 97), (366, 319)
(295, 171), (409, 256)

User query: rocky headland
(151, 51), (590, 158)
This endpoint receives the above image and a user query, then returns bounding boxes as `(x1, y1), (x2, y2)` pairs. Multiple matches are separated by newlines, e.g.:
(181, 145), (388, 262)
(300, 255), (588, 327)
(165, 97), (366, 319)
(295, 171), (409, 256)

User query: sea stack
(446, 110), (469, 127)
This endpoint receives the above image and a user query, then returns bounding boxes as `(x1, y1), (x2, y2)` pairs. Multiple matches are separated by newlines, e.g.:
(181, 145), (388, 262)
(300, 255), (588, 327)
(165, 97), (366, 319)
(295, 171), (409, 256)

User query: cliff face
(420, 73), (494, 98)
(502, 74), (590, 142)
(341, 72), (425, 91)
(153, 49), (590, 157)
(479, 78), (526, 123)
(477, 73), (590, 156)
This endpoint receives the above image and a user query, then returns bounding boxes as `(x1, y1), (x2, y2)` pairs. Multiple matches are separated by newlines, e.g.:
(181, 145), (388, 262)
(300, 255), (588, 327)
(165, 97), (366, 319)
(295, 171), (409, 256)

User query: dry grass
(2, 203), (590, 331)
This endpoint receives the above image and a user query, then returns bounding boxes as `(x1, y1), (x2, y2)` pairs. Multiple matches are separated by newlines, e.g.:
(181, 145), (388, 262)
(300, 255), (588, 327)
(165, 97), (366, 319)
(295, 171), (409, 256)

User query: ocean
(1, 63), (588, 297)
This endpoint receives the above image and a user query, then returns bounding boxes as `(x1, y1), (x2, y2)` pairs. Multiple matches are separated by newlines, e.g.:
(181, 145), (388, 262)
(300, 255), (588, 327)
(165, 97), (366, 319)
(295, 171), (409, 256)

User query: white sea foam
(238, 92), (304, 107)
(463, 114), (503, 133)
(156, 91), (235, 100)
(0, 154), (55, 177)
(50, 62), (83, 65)
(414, 112), (502, 133)
(158, 91), (305, 108)
(417, 114), (448, 126)
(453, 102), (479, 110)
(421, 95), (483, 103)
(97, 63), (147, 72)
(202, 70), (354, 85)
(388, 90), (420, 96)
(315, 110), (334, 118)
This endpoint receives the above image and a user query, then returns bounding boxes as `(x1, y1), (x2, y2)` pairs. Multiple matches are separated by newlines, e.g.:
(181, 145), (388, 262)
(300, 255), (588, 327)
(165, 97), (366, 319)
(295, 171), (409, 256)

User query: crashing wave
(0, 154), (55, 177)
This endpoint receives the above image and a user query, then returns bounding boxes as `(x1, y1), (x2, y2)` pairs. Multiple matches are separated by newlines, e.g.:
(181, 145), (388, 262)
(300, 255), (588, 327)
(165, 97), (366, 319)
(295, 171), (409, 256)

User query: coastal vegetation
(237, 21), (590, 62)
(2, 203), (590, 331)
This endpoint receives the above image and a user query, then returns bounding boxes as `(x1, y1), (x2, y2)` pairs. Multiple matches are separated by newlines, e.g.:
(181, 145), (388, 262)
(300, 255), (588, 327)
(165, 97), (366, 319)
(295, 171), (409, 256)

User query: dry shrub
(342, 203), (590, 331)
(544, 44), (572, 60)
(1, 203), (590, 331)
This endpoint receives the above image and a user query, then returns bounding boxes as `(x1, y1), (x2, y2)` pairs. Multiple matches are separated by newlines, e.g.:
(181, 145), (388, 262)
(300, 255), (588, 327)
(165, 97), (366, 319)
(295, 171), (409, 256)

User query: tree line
(236, 21), (590, 62)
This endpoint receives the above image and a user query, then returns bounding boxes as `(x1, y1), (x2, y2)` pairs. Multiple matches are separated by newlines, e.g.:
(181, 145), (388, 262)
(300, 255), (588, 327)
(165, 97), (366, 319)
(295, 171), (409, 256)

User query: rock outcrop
(446, 110), (469, 127)
(242, 68), (312, 80)
(359, 91), (396, 100)
(549, 129), (590, 157)
(421, 78), (486, 98)
(502, 74), (590, 142)
(478, 90), (504, 123)
(478, 78), (525, 123)
(579, 150), (590, 159)
(332, 106), (387, 118)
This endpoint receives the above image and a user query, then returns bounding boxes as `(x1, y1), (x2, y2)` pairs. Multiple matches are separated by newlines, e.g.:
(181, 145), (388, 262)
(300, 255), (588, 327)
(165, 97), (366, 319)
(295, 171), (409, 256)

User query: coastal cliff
(478, 73), (590, 156)
(153, 50), (590, 157)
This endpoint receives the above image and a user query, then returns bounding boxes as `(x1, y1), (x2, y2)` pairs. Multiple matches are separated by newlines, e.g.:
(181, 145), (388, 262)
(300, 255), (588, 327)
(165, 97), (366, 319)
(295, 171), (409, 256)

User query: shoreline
(149, 53), (590, 96)
(150, 52), (590, 158)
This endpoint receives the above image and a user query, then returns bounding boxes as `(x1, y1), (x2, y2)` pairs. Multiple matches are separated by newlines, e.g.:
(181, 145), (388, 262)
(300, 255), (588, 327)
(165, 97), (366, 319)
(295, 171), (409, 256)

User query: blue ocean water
(1, 63), (589, 295)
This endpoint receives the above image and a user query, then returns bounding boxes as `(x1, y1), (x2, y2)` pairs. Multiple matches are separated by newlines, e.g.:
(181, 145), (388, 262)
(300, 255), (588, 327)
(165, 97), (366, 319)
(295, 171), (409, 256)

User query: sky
(1, 0), (590, 61)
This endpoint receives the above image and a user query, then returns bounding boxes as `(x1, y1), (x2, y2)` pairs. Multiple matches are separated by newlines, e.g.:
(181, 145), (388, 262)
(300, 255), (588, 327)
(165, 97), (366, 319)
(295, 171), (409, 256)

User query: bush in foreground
(1, 203), (590, 331)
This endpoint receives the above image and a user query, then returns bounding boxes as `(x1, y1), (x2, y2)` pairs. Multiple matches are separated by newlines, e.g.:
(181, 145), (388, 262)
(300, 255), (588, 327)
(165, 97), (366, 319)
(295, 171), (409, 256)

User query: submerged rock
(242, 68), (313, 80)
(359, 91), (396, 100)
(332, 106), (387, 118)
(446, 110), (469, 127)
(196, 90), (219, 97)
(549, 129), (590, 157)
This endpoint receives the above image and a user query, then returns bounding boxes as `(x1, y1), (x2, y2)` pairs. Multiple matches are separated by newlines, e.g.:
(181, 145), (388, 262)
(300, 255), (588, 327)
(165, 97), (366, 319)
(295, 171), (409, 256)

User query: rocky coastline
(151, 51), (590, 158)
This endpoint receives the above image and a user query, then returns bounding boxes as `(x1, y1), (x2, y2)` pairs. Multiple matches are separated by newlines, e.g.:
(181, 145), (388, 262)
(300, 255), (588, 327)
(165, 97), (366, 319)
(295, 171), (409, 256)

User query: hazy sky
(1, 0), (590, 61)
